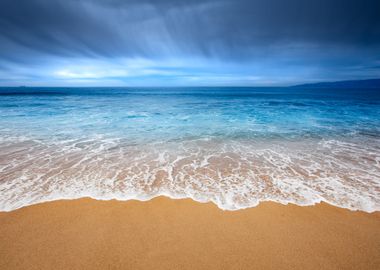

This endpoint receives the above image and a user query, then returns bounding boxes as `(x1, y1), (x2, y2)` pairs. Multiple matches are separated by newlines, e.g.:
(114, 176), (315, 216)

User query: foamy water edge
(1, 138), (379, 213)
(1, 187), (379, 213)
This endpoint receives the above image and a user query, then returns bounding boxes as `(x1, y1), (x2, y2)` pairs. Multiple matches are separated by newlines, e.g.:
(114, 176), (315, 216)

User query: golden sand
(0, 197), (379, 270)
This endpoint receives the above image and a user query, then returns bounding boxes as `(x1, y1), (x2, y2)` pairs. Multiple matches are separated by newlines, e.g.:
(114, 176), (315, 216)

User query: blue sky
(0, 0), (379, 86)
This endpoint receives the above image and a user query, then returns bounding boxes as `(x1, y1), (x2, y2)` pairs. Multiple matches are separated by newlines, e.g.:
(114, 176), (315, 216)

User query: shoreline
(1, 194), (379, 213)
(1, 197), (380, 269)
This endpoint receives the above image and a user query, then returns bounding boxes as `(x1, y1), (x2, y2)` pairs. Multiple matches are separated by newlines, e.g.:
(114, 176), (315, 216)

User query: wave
(1, 137), (379, 212)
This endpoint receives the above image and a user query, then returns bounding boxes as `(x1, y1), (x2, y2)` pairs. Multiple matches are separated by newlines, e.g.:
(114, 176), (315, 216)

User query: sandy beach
(0, 197), (379, 270)
(2, 0), (380, 269)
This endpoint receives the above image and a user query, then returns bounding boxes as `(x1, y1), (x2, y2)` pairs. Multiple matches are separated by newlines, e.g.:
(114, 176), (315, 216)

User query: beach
(2, 0), (380, 268)
(1, 197), (379, 270)
(1, 87), (380, 269)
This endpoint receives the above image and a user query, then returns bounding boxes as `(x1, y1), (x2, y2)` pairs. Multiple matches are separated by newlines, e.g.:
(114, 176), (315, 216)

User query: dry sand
(0, 197), (379, 270)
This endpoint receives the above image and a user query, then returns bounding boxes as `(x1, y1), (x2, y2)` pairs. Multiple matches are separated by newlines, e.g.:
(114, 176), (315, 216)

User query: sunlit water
(0, 87), (379, 212)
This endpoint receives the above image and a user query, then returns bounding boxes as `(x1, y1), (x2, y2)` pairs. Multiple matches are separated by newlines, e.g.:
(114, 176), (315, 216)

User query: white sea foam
(0, 136), (379, 212)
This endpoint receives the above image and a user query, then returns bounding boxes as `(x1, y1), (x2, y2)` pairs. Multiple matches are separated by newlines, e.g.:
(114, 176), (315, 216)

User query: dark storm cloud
(0, 0), (129, 61)
(1, 0), (379, 62)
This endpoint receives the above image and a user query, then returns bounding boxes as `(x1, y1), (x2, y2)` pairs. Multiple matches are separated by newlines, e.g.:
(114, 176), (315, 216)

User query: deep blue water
(1, 87), (380, 143)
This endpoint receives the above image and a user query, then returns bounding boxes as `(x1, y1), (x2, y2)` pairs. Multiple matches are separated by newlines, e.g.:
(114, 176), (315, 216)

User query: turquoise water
(0, 87), (380, 211)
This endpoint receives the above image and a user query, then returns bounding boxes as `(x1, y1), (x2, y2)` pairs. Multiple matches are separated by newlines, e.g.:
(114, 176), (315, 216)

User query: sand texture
(1, 197), (379, 270)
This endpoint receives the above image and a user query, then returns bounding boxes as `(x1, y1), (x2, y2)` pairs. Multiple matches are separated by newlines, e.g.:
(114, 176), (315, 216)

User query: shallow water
(0, 87), (379, 211)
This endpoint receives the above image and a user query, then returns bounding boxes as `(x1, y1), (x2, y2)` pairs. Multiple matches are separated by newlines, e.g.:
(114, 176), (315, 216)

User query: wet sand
(0, 197), (379, 270)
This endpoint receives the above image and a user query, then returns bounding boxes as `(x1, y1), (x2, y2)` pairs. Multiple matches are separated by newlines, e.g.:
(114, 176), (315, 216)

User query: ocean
(0, 87), (379, 212)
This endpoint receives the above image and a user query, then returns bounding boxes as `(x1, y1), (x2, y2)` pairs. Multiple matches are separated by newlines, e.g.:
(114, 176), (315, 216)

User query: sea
(0, 87), (379, 212)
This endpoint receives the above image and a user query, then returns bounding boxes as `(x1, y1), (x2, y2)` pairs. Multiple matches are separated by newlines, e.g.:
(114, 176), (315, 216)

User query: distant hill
(293, 78), (380, 88)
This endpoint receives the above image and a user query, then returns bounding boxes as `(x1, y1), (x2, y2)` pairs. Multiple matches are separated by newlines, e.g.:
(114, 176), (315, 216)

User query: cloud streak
(0, 0), (379, 85)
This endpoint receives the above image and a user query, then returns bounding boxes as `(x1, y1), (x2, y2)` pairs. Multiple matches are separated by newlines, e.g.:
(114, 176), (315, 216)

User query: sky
(0, 0), (380, 86)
